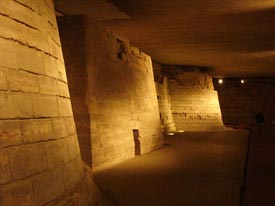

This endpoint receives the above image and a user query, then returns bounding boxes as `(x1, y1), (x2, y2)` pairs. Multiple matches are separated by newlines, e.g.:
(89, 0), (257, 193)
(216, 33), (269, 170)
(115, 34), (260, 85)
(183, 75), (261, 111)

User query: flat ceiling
(54, 0), (275, 77)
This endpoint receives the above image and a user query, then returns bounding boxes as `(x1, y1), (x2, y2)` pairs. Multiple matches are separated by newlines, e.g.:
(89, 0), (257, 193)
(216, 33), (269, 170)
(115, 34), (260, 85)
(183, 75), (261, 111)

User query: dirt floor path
(244, 128), (275, 206)
(94, 130), (249, 206)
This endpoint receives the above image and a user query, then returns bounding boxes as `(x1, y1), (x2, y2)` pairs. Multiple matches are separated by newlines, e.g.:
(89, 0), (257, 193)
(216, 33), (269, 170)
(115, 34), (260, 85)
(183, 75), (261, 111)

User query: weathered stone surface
(0, 1), (88, 205)
(65, 117), (77, 135)
(0, 150), (12, 184)
(52, 118), (68, 138)
(45, 139), (70, 169)
(63, 157), (83, 190)
(21, 119), (53, 143)
(0, 121), (22, 148)
(8, 69), (39, 93)
(57, 80), (70, 97)
(59, 16), (163, 169)
(0, 179), (35, 206)
(0, 67), (7, 91)
(66, 134), (80, 160)
(33, 169), (65, 205)
(32, 143), (49, 173)
(162, 68), (224, 131)
(38, 75), (59, 95)
(57, 97), (73, 117)
(32, 95), (59, 117)
(0, 92), (33, 118)
(9, 144), (48, 180)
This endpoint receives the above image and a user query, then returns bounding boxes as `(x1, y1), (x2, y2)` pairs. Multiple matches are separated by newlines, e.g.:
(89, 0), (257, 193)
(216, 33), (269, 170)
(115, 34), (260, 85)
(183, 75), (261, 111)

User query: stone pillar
(0, 1), (91, 205)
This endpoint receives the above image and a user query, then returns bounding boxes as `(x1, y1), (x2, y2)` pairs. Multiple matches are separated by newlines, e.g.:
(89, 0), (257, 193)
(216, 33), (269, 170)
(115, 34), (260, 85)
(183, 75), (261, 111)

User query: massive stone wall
(214, 78), (275, 127)
(58, 16), (163, 170)
(0, 1), (92, 206)
(160, 66), (224, 131)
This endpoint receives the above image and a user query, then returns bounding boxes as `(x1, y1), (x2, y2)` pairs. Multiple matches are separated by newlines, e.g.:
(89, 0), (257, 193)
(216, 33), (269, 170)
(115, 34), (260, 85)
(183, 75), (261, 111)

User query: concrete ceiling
(54, 0), (275, 77)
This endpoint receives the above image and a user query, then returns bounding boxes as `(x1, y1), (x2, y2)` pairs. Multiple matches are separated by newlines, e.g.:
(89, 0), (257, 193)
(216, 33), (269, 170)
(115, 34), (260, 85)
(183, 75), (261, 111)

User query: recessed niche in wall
(133, 129), (141, 155)
(117, 38), (127, 60)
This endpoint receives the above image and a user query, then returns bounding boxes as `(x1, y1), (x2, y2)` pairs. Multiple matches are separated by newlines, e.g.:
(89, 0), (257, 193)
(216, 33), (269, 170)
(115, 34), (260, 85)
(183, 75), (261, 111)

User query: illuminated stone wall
(214, 78), (275, 127)
(0, 1), (92, 206)
(157, 66), (224, 131)
(58, 16), (163, 170)
(153, 62), (176, 132)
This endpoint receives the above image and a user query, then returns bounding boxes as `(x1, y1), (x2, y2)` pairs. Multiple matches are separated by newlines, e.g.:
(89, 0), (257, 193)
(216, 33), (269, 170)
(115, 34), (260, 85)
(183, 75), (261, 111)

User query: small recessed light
(167, 133), (174, 136)
(218, 79), (223, 84)
(241, 79), (245, 84)
(178, 130), (184, 133)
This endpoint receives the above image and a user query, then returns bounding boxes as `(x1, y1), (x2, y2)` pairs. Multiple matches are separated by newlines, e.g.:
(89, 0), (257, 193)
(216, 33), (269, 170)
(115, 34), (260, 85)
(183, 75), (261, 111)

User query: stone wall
(153, 62), (176, 132)
(214, 78), (275, 127)
(58, 16), (163, 170)
(160, 66), (224, 131)
(58, 16), (92, 166)
(0, 1), (92, 206)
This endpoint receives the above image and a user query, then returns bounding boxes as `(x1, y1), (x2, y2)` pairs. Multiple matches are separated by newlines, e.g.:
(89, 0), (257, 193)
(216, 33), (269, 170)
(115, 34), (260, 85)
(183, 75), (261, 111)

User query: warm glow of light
(178, 130), (184, 133)
(218, 79), (223, 84)
(241, 79), (245, 84)
(168, 133), (174, 136)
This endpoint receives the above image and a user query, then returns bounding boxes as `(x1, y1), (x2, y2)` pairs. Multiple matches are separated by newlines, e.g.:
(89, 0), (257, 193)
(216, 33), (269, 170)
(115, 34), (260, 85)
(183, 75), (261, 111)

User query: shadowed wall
(214, 78), (275, 127)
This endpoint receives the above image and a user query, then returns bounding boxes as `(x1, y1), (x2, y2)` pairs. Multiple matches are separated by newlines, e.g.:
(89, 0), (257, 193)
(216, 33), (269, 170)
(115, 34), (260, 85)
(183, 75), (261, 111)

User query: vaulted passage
(1, 0), (275, 206)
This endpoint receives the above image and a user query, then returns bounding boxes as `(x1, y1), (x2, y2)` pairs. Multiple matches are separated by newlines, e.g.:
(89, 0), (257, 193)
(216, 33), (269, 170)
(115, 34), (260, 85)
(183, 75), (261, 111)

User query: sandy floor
(94, 130), (249, 206)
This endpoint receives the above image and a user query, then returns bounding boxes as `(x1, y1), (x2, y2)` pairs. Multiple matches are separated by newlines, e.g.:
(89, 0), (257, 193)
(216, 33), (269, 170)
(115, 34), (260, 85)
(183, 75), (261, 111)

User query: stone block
(57, 97), (73, 117)
(0, 179), (35, 206)
(38, 75), (58, 95)
(0, 120), (22, 148)
(57, 80), (70, 97)
(66, 135), (80, 160)
(0, 150), (12, 184)
(9, 145), (35, 180)
(45, 139), (69, 169)
(65, 117), (77, 135)
(32, 94), (59, 117)
(52, 118), (68, 138)
(22, 119), (53, 143)
(9, 144), (48, 180)
(43, 55), (60, 80)
(33, 168), (64, 205)
(8, 69), (39, 93)
(63, 158), (83, 190)
(16, 45), (45, 75)
(0, 67), (7, 90)
(0, 38), (18, 69)
(31, 143), (48, 173)
(0, 92), (33, 119)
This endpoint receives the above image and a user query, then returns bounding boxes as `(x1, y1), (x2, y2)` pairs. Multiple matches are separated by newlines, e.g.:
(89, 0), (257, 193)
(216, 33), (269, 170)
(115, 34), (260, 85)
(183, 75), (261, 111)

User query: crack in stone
(13, 0), (36, 12)
(0, 12), (38, 31)
(0, 35), (61, 62)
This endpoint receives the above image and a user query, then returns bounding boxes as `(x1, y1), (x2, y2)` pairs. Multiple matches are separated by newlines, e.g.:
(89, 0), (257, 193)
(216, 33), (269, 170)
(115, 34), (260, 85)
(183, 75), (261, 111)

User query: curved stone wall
(0, 1), (89, 205)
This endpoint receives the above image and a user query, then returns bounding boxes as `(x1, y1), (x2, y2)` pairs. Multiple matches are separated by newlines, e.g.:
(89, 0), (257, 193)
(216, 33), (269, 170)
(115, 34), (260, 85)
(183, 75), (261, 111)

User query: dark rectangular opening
(133, 129), (141, 155)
